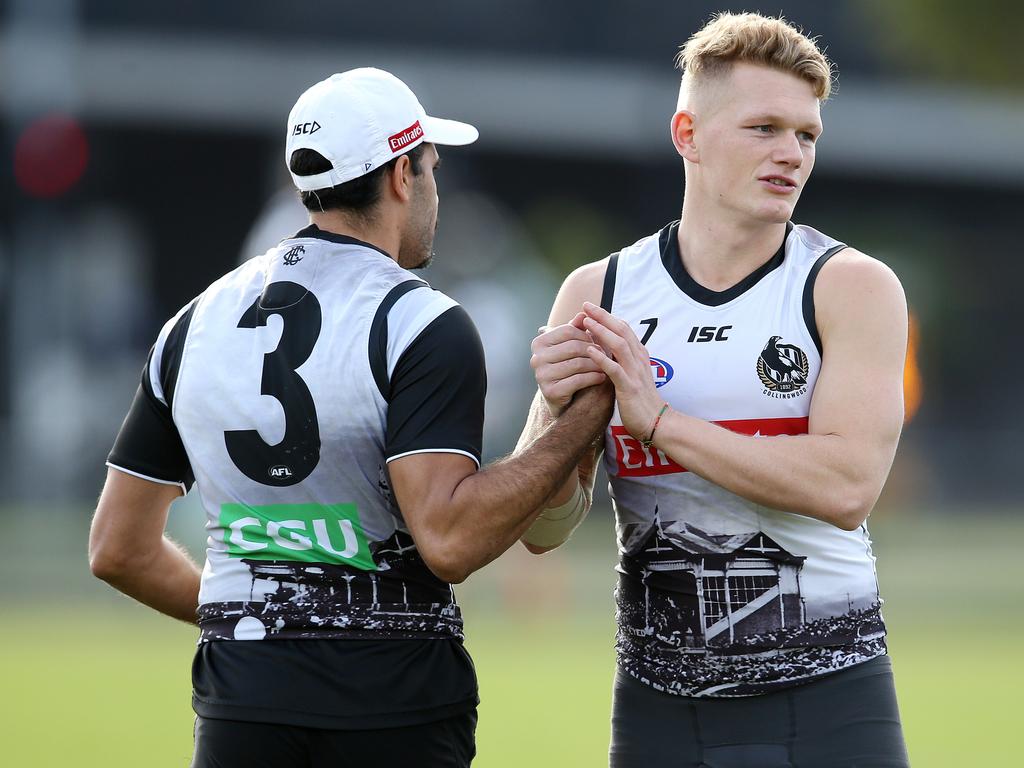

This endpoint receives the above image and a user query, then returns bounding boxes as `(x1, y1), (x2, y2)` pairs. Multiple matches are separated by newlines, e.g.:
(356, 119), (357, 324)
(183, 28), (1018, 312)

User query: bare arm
(89, 468), (201, 623)
(583, 250), (907, 531)
(515, 389), (607, 553)
(388, 382), (614, 583)
(514, 259), (612, 551)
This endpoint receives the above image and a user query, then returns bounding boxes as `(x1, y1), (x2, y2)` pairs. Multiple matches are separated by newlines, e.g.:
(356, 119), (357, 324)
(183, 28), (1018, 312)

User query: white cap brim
(422, 115), (479, 146)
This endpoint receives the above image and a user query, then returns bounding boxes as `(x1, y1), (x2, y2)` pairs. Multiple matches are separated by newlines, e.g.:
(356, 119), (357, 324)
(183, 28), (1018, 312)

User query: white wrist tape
(521, 482), (589, 549)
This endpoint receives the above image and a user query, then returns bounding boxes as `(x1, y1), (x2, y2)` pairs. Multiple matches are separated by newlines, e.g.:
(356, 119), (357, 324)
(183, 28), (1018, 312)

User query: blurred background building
(2, 0), (1022, 509)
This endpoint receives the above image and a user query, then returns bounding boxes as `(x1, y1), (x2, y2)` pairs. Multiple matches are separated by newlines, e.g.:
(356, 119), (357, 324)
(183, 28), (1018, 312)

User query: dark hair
(289, 143), (426, 214)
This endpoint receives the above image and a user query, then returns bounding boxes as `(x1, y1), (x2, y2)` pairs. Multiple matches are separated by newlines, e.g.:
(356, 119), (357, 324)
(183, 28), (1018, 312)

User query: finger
(532, 339), (602, 367)
(568, 312), (588, 330)
(582, 317), (633, 362)
(583, 302), (648, 356)
(536, 356), (607, 384)
(545, 371), (607, 403)
(532, 323), (594, 350)
(586, 345), (628, 388)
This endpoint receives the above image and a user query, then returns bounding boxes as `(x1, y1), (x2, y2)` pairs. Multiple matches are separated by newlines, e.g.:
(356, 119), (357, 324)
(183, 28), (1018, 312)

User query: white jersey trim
(385, 448), (481, 468)
(385, 289), (459, 380)
(106, 461), (187, 494)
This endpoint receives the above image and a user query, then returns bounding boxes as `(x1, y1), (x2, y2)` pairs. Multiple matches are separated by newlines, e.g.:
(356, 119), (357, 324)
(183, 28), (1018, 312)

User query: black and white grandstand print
(199, 529), (463, 642)
(615, 518), (886, 696)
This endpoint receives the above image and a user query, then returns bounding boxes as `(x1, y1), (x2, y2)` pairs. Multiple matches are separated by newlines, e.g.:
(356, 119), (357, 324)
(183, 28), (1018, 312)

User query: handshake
(531, 301), (668, 445)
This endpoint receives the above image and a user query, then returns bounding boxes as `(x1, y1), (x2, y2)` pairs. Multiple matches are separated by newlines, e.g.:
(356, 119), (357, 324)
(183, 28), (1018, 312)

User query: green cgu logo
(219, 503), (375, 570)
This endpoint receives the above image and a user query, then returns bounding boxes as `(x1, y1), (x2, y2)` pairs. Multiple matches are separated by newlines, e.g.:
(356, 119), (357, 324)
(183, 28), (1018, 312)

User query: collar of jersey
(659, 220), (792, 307)
(288, 224), (394, 260)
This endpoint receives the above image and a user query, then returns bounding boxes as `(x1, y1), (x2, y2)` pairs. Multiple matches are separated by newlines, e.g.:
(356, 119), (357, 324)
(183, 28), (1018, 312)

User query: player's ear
(671, 111), (699, 163)
(389, 154), (413, 203)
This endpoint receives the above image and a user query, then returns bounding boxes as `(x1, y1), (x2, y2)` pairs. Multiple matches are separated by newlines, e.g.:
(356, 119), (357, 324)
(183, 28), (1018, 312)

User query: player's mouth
(759, 175), (798, 194)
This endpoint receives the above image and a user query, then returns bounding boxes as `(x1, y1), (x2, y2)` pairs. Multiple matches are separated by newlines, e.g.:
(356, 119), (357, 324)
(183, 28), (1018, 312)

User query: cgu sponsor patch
(219, 503), (375, 570)
(612, 417), (808, 477)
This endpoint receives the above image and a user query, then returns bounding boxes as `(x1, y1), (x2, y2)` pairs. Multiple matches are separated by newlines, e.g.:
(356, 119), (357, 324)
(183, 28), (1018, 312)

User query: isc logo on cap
(292, 121), (321, 136)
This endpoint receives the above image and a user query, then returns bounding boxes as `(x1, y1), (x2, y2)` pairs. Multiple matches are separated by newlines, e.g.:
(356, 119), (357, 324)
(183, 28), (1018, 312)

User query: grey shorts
(610, 655), (909, 768)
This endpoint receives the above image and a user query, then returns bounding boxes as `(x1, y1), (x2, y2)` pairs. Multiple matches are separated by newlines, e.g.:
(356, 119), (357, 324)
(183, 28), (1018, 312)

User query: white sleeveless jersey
(602, 221), (886, 697)
(110, 227), (485, 642)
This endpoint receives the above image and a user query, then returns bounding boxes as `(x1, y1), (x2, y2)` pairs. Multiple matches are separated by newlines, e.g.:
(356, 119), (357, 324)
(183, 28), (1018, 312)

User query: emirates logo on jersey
(612, 417), (808, 477)
(757, 336), (809, 398)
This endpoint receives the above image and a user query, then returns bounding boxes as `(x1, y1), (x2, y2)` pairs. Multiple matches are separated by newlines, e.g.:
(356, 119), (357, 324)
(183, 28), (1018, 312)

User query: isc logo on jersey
(219, 503), (376, 570)
(650, 357), (673, 388)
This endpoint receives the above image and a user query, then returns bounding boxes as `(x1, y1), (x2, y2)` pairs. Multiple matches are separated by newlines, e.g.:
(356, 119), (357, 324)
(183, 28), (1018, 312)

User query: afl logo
(650, 357), (674, 388)
(269, 465), (294, 480)
(757, 336), (809, 396)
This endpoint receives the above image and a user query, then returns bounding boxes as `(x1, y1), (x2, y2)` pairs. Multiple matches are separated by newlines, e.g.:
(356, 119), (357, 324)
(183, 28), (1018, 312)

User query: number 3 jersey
(107, 225), (486, 643)
(602, 221), (888, 697)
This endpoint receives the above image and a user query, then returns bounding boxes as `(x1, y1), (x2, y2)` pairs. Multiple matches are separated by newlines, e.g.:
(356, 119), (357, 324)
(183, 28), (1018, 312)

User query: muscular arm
(388, 383), (613, 583)
(584, 250), (907, 531)
(89, 469), (201, 623)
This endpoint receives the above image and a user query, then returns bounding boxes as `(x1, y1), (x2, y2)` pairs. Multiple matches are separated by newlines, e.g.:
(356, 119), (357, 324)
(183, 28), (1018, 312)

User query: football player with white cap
(90, 67), (611, 767)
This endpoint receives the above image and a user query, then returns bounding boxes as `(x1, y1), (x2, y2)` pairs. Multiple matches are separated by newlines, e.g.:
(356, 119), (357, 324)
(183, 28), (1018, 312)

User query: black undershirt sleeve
(107, 356), (194, 488)
(384, 305), (486, 465)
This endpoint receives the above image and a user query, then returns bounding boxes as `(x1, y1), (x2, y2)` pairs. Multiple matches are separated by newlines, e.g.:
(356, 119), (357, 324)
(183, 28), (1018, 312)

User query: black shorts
(610, 655), (909, 768)
(191, 709), (477, 768)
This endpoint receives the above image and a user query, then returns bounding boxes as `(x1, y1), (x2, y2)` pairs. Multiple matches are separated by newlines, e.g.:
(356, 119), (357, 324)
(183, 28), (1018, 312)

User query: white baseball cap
(285, 67), (479, 192)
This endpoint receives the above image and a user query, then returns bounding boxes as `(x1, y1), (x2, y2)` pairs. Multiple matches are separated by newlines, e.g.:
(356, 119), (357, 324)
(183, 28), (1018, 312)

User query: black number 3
(225, 281), (322, 486)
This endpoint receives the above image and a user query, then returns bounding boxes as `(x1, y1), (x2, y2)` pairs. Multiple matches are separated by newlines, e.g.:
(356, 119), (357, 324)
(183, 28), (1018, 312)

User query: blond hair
(676, 12), (834, 102)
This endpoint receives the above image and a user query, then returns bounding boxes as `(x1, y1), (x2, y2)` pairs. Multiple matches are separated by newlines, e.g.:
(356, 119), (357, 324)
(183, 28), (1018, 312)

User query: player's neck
(308, 210), (402, 262)
(676, 201), (788, 292)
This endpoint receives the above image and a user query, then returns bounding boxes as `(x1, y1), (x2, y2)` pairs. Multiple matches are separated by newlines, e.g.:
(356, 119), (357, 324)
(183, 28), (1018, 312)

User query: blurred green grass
(1, 507), (1020, 766)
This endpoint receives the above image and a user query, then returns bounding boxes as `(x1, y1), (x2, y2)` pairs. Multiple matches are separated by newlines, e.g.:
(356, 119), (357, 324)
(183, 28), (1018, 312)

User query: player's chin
(753, 199), (797, 224)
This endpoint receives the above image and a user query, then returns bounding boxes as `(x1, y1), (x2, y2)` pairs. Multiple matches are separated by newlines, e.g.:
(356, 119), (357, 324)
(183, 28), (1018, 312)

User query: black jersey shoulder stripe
(600, 253), (620, 312)
(369, 279), (429, 400)
(160, 299), (198, 410)
(802, 244), (849, 356)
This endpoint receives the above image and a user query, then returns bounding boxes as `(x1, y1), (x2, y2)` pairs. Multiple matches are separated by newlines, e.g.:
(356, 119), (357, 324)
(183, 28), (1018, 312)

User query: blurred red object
(14, 114), (89, 199)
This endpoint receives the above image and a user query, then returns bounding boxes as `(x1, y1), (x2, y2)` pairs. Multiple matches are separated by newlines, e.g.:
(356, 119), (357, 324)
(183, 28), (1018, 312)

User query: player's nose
(772, 133), (804, 168)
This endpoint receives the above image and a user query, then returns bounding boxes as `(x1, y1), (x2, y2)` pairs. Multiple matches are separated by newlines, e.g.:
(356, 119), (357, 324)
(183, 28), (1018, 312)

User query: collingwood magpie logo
(283, 245), (305, 266)
(757, 336), (809, 398)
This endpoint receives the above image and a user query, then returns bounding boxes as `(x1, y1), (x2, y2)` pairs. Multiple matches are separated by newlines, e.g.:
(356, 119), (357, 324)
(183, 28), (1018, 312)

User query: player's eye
(799, 131), (817, 143)
(751, 125), (774, 134)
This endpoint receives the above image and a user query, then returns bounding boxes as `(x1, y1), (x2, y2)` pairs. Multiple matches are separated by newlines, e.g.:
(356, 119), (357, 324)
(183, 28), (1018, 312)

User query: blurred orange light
(14, 114), (89, 199)
(903, 310), (922, 424)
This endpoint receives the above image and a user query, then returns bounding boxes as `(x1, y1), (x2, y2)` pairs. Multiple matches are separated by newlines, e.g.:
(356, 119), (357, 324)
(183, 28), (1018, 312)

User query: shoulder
(553, 227), (664, 307)
(386, 285), (461, 340)
(383, 288), (480, 384)
(548, 257), (611, 325)
(561, 257), (611, 298)
(815, 248), (907, 341)
(816, 247), (905, 305)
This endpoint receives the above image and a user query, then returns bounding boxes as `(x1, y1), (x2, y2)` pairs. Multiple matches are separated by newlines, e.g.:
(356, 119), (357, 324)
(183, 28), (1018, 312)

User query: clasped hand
(531, 302), (665, 440)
